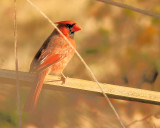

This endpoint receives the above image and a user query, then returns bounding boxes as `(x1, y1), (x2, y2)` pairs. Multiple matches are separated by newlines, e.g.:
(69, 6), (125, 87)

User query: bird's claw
(61, 75), (67, 84)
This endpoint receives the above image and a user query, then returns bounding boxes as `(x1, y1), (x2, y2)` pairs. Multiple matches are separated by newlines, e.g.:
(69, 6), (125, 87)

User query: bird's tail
(24, 69), (49, 112)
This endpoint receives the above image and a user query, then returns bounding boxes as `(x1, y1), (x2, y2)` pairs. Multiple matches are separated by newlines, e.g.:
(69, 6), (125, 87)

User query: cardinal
(24, 20), (81, 112)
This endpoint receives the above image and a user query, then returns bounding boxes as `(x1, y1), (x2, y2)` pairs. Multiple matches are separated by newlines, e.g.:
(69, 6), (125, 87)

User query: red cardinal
(24, 20), (81, 112)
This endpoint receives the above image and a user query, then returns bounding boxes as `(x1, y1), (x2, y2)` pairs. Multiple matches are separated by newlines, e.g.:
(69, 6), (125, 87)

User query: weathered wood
(0, 69), (160, 105)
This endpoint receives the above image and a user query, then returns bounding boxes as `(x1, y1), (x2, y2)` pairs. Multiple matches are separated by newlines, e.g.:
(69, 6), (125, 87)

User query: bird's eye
(66, 24), (71, 28)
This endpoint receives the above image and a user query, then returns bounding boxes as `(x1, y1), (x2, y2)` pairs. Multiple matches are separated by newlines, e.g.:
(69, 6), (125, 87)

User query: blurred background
(0, 0), (160, 127)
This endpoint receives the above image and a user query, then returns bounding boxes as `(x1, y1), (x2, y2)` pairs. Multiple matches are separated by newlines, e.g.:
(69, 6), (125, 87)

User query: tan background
(0, 0), (160, 127)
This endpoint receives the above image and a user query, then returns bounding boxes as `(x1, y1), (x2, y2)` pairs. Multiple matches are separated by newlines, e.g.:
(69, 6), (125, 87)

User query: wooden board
(0, 69), (160, 105)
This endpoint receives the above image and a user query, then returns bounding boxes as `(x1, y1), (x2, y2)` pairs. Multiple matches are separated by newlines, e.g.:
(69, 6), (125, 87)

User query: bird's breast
(49, 35), (76, 75)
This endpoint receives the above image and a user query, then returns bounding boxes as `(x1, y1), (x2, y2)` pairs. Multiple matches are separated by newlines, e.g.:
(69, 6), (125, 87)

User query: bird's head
(55, 20), (81, 38)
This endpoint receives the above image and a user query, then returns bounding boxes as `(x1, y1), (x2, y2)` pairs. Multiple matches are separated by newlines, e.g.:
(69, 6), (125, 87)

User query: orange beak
(71, 24), (81, 32)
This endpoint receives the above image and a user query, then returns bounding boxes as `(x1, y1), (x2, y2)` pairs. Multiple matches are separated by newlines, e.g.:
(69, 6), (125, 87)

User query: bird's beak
(71, 24), (81, 32)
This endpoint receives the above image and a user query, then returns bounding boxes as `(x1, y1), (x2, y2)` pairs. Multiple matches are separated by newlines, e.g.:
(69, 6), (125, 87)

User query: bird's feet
(61, 73), (67, 84)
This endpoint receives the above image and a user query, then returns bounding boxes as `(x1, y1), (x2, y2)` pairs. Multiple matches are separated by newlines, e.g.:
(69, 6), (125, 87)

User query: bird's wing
(38, 53), (63, 72)
(30, 49), (65, 72)
(29, 31), (65, 72)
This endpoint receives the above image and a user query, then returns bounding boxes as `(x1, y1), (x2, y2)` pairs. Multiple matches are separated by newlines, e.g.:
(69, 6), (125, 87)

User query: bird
(24, 20), (81, 112)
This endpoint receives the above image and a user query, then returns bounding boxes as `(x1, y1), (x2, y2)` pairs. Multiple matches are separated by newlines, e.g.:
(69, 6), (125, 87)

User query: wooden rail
(0, 69), (160, 105)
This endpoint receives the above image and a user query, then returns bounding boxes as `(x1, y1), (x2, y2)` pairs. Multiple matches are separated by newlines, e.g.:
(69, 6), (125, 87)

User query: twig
(25, 0), (125, 127)
(14, 0), (22, 127)
(98, 0), (160, 19)
(127, 111), (160, 127)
